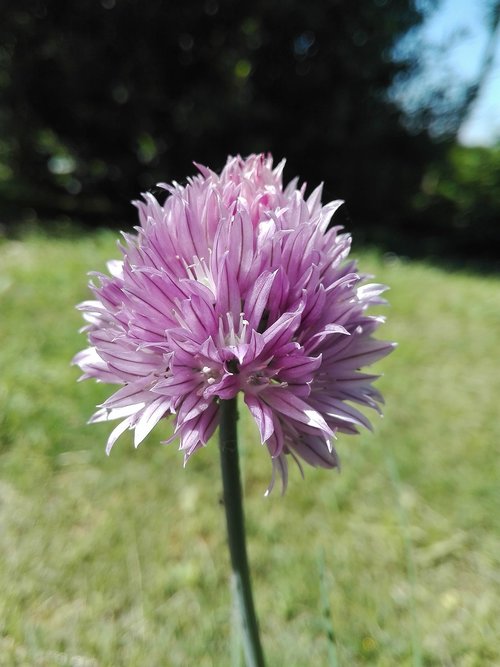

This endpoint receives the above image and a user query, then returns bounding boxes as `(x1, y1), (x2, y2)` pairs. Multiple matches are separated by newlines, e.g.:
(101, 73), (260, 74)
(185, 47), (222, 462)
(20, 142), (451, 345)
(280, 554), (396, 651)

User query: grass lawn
(0, 230), (499, 666)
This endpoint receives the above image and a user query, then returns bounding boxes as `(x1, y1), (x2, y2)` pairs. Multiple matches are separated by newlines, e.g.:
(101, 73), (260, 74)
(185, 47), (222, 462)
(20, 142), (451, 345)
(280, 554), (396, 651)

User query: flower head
(73, 154), (394, 493)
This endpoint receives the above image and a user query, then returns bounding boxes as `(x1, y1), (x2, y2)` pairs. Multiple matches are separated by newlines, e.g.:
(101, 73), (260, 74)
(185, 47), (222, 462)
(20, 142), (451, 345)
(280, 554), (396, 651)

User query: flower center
(226, 357), (240, 375)
(184, 255), (215, 292)
(247, 370), (268, 386)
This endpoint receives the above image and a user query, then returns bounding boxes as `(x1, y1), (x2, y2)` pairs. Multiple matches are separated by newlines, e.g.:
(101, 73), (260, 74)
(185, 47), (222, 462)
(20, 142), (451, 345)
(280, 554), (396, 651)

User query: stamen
(182, 255), (215, 291)
(201, 365), (219, 385)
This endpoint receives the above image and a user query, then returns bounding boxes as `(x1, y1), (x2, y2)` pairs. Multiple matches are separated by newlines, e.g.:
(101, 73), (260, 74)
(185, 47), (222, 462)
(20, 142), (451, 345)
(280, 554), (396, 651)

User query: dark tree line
(1, 0), (495, 259)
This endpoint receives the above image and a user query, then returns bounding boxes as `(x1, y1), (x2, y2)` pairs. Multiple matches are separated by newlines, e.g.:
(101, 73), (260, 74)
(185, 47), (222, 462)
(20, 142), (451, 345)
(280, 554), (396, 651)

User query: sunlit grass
(0, 231), (499, 666)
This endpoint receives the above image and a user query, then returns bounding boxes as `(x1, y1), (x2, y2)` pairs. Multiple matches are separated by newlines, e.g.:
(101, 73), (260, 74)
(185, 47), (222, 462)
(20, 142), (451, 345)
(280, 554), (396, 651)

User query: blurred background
(1, 2), (500, 665)
(0, 0), (499, 263)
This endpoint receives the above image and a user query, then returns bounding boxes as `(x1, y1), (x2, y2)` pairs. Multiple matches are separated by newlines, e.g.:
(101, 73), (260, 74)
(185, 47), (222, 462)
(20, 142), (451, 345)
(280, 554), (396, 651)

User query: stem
(219, 397), (266, 667)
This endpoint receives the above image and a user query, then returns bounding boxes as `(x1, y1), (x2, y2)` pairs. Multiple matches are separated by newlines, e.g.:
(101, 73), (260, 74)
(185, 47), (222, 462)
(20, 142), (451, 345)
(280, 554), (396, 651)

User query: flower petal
(244, 394), (275, 444)
(134, 397), (171, 446)
(263, 389), (333, 436)
(105, 416), (134, 455)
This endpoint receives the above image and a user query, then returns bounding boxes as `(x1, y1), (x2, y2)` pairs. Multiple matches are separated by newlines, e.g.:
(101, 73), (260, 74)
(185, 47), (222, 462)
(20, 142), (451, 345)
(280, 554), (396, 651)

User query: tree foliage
(0, 0), (442, 230)
(391, 0), (500, 139)
(416, 145), (500, 254)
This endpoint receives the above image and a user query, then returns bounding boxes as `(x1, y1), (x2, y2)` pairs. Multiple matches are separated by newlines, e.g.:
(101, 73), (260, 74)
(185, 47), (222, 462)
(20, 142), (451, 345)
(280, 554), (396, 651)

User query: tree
(0, 0), (438, 232)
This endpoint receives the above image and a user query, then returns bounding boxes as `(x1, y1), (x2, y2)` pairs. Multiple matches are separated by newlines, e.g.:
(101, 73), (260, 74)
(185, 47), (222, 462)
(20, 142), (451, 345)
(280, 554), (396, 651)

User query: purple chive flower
(73, 154), (394, 493)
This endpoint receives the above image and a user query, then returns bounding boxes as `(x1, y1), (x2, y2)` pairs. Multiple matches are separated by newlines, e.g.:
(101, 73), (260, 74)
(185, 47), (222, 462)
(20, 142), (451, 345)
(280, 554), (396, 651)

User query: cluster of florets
(74, 154), (393, 493)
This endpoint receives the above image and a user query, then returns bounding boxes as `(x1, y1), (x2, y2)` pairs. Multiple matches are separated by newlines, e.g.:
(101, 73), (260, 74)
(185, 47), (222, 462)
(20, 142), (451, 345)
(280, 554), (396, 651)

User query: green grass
(0, 231), (499, 666)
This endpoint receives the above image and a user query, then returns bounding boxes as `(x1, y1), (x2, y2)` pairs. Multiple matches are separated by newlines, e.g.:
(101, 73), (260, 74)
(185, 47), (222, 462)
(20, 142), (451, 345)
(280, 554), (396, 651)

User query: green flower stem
(219, 397), (266, 667)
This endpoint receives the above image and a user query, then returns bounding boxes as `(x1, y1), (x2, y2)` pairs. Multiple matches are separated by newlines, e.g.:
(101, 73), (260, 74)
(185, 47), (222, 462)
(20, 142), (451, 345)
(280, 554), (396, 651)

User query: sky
(421, 0), (500, 145)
